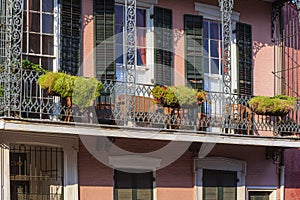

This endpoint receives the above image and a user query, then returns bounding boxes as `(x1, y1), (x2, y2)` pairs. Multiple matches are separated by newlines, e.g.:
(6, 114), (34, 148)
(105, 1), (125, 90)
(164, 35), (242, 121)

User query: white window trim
(115, 0), (157, 8)
(195, 2), (240, 94)
(194, 157), (246, 200)
(109, 155), (161, 170)
(195, 2), (240, 21)
(247, 186), (277, 200)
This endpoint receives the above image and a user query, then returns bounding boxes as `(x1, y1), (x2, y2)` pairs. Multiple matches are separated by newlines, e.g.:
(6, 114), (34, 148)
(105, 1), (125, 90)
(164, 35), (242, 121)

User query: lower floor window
(248, 191), (271, 200)
(203, 169), (237, 200)
(10, 144), (64, 200)
(114, 170), (153, 200)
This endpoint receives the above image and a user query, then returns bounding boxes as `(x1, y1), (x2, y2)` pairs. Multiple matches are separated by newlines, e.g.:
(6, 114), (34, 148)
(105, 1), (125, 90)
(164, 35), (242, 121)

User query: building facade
(0, 0), (300, 200)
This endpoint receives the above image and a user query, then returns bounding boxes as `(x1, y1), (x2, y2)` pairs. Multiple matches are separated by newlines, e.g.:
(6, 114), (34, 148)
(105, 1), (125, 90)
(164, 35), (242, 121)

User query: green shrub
(73, 77), (103, 109)
(249, 95), (296, 116)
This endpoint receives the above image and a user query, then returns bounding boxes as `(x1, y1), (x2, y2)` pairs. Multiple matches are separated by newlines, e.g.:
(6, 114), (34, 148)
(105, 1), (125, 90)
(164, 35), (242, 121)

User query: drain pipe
(279, 149), (285, 200)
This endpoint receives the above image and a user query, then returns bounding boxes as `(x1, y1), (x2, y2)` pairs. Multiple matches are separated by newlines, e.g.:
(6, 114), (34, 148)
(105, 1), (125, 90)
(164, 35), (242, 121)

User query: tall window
(22, 0), (56, 71)
(115, 4), (146, 82)
(203, 20), (222, 76)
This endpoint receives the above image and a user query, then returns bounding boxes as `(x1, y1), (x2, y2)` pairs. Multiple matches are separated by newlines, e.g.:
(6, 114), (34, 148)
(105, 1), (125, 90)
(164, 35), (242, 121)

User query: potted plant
(38, 72), (103, 121)
(248, 95), (296, 116)
(151, 85), (207, 107)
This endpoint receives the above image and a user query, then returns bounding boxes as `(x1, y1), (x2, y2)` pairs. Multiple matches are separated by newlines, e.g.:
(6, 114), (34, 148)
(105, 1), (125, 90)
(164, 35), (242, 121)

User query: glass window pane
(29, 12), (40, 32)
(211, 58), (219, 74)
(29, 0), (40, 11)
(42, 14), (53, 34)
(210, 40), (219, 58)
(41, 57), (53, 71)
(210, 22), (219, 39)
(22, 33), (27, 53)
(204, 39), (208, 57)
(203, 20), (208, 38)
(27, 56), (39, 65)
(137, 8), (145, 27)
(29, 34), (40, 54)
(42, 35), (53, 55)
(204, 57), (209, 73)
(42, 0), (53, 12)
(23, 0), (27, 10)
(115, 5), (124, 25)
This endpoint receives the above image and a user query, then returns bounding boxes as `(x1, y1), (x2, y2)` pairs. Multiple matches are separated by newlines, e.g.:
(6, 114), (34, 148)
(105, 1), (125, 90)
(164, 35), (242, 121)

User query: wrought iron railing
(1, 70), (300, 137)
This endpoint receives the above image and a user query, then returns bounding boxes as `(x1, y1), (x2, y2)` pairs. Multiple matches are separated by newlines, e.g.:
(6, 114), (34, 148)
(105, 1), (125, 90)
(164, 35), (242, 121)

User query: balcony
(0, 69), (299, 139)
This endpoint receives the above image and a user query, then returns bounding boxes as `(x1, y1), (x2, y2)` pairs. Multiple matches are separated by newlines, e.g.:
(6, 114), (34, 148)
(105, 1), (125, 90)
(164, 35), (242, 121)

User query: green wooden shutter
(154, 7), (173, 86)
(94, 0), (115, 81)
(203, 169), (237, 200)
(114, 170), (153, 200)
(184, 14), (203, 90)
(236, 22), (253, 96)
(249, 192), (270, 200)
(60, 0), (81, 75)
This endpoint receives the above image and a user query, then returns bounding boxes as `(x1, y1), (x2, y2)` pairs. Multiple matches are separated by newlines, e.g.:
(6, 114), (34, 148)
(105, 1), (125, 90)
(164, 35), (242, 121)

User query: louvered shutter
(203, 169), (237, 200)
(236, 22), (253, 96)
(154, 7), (173, 86)
(114, 170), (153, 200)
(60, 0), (81, 75)
(94, 0), (115, 81)
(184, 14), (204, 90)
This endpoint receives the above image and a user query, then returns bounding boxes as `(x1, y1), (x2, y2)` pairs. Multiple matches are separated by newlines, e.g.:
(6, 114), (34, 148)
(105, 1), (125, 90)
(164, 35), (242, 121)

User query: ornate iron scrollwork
(219, 0), (233, 95)
(124, 0), (136, 125)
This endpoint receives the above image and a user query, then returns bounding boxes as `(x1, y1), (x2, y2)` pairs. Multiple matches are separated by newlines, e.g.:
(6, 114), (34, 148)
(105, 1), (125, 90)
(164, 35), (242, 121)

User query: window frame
(22, 0), (59, 72)
(246, 187), (277, 200)
(195, 2), (240, 93)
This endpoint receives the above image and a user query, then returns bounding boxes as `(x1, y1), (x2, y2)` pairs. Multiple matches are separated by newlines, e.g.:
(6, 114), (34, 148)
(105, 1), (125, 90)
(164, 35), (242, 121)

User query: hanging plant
(249, 95), (296, 116)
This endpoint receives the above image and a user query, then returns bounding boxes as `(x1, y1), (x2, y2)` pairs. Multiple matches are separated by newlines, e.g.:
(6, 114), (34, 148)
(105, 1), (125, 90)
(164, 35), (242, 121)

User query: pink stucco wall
(209, 144), (278, 186)
(285, 148), (300, 200)
(81, 0), (95, 77)
(79, 138), (278, 199)
(234, 0), (275, 96)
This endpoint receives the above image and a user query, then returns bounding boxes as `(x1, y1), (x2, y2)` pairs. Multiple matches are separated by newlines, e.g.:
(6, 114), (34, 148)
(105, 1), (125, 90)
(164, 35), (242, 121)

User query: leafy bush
(151, 85), (207, 107)
(249, 95), (296, 116)
(73, 77), (103, 109)
(38, 72), (103, 109)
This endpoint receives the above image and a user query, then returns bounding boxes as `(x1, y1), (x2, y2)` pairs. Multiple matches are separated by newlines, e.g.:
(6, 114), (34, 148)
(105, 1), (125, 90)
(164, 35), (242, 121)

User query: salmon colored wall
(284, 148), (300, 200)
(234, 0), (274, 96)
(82, 0), (94, 77)
(78, 141), (114, 200)
(209, 144), (278, 186)
(157, 0), (198, 86)
(78, 138), (195, 200)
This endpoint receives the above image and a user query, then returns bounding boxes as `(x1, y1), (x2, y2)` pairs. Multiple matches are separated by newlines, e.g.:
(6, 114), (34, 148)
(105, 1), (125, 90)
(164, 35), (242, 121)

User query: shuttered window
(249, 191), (270, 200)
(203, 169), (237, 200)
(94, 0), (115, 81)
(184, 14), (204, 90)
(114, 170), (153, 200)
(236, 22), (253, 96)
(60, 0), (81, 75)
(154, 7), (173, 86)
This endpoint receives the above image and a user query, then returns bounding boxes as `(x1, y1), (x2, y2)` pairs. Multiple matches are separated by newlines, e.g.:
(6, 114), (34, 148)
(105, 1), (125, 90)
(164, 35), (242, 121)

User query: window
(114, 170), (153, 200)
(203, 169), (237, 200)
(115, 4), (147, 82)
(203, 20), (222, 76)
(248, 191), (271, 200)
(22, 0), (81, 74)
(23, 0), (56, 71)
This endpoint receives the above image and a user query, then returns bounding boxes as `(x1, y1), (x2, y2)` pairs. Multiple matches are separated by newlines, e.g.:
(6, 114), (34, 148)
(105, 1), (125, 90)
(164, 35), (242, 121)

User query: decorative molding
(195, 157), (246, 173)
(109, 155), (161, 170)
(116, 0), (157, 8)
(195, 2), (240, 21)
